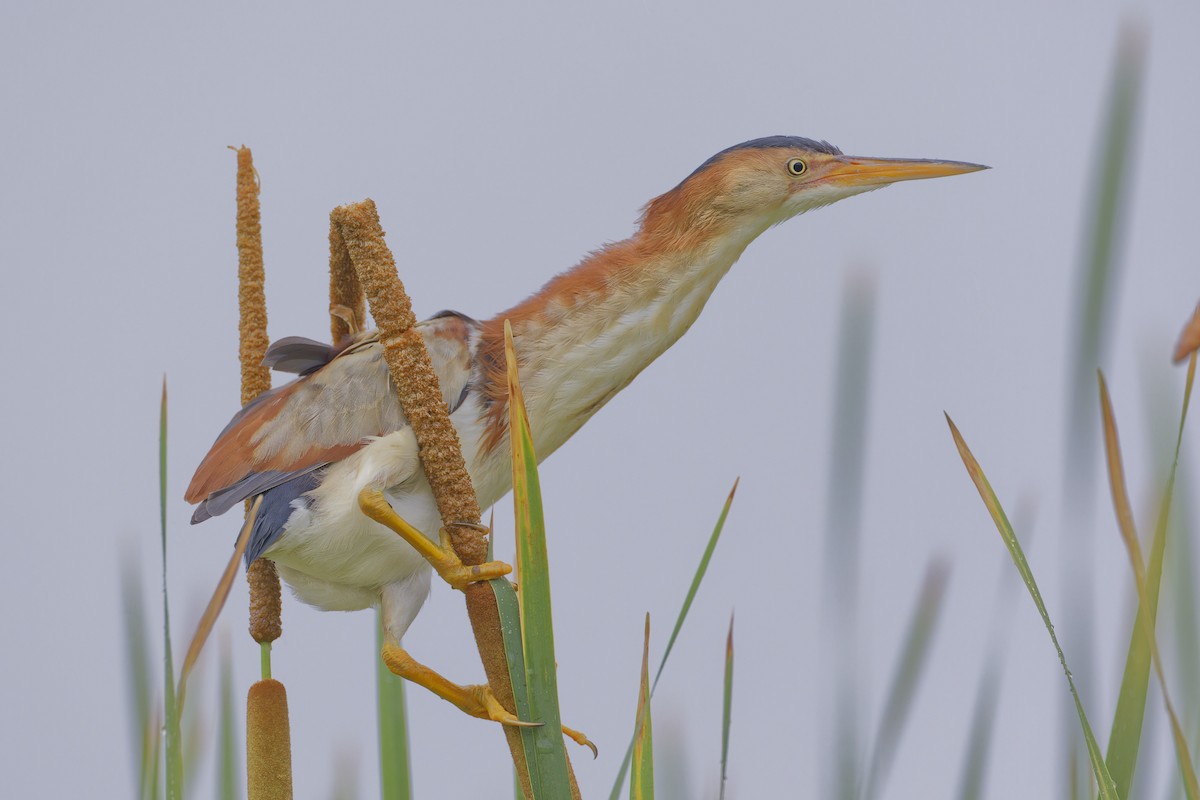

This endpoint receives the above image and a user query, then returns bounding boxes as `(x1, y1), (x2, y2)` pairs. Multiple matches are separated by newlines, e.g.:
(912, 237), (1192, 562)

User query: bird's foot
(358, 488), (511, 590)
(382, 640), (535, 726)
(382, 640), (597, 754)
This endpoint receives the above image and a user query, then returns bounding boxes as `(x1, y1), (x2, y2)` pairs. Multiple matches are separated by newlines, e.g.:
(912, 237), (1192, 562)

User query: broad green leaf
(947, 413), (1119, 800)
(504, 321), (573, 795)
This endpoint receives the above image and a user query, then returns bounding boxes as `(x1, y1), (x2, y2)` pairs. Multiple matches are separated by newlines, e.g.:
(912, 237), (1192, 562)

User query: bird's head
(640, 136), (987, 242)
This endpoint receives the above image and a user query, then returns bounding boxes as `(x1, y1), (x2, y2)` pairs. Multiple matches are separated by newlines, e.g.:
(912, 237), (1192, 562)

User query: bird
(186, 135), (985, 734)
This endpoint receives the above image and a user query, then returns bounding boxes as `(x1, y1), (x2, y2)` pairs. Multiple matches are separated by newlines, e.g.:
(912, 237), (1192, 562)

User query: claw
(473, 685), (542, 728)
(563, 725), (598, 758)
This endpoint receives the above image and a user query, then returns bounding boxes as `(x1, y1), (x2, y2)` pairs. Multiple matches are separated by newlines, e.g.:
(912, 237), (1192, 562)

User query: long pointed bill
(823, 156), (988, 189)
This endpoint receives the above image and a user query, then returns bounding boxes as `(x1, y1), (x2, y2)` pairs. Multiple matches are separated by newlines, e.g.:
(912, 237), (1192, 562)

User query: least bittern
(187, 136), (985, 736)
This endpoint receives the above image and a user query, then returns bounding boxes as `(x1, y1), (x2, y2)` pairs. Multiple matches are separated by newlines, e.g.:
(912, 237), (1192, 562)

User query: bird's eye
(787, 158), (808, 176)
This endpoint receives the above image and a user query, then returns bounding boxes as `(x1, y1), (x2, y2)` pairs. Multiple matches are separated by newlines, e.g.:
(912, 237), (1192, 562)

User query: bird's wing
(186, 312), (479, 522)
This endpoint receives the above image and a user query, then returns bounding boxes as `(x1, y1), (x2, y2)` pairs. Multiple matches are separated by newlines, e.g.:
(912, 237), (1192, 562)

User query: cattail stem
(330, 200), (575, 796)
(234, 146), (284, 651)
(235, 146), (292, 798)
(329, 201), (483, 539)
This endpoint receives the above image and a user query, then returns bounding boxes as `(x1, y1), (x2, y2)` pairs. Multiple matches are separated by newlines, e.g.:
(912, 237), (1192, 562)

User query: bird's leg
(381, 636), (599, 754)
(357, 488), (511, 590)
(380, 635), (536, 727)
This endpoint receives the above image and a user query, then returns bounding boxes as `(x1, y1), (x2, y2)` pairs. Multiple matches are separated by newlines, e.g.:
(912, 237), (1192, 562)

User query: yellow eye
(787, 158), (807, 176)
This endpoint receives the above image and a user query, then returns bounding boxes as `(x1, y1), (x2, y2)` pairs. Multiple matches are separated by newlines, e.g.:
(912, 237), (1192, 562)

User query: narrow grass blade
(1102, 370), (1162, 795)
(954, 657), (1003, 800)
(181, 693), (204, 798)
(863, 558), (950, 799)
(631, 614), (655, 800)
(159, 378), (184, 799)
(609, 484), (738, 799)
(1099, 368), (1199, 799)
(178, 497), (259, 715)
(720, 613), (735, 800)
(121, 555), (155, 796)
(504, 321), (572, 794)
(1060, 27), (1145, 797)
(144, 704), (163, 800)
(654, 480), (737, 692)
(376, 608), (413, 800)
(1173, 302), (1200, 364)
(1163, 417), (1199, 800)
(218, 636), (238, 800)
(946, 413), (1118, 800)
(1064, 23), (1145, 497)
(954, 520), (1030, 800)
(824, 271), (875, 800)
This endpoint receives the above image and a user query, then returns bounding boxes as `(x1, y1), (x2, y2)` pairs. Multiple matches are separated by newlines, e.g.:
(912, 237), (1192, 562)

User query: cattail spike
(246, 679), (293, 800)
(235, 146), (271, 406)
(248, 558), (283, 644)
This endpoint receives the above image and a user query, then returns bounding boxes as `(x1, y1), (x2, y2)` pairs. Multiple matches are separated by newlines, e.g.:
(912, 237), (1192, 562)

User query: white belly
(264, 428), (442, 611)
(261, 406), (510, 620)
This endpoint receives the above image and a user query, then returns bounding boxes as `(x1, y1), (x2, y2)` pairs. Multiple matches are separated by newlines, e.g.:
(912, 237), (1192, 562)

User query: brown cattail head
(329, 213), (366, 344)
(234, 146), (282, 643)
(246, 679), (293, 800)
(330, 200), (483, 553)
(248, 558), (282, 643)
(235, 146), (271, 406)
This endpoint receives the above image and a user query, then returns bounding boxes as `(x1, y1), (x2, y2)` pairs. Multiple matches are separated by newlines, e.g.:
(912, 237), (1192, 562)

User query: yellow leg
(358, 488), (511, 590)
(382, 639), (536, 727)
(382, 640), (599, 755)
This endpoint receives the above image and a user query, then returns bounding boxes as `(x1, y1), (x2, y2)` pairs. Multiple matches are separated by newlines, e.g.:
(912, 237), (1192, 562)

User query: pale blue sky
(2, 2), (1198, 797)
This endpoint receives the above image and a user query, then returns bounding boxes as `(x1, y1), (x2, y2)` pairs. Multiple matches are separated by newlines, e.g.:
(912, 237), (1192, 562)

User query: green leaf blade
(609, 483), (737, 800)
(863, 558), (950, 799)
(504, 321), (572, 795)
(376, 608), (413, 800)
(631, 615), (654, 800)
(946, 414), (1119, 800)
(159, 378), (183, 800)
(720, 614), (735, 800)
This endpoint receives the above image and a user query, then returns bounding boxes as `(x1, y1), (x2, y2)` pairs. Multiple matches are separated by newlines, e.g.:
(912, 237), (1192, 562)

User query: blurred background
(2, 1), (1198, 797)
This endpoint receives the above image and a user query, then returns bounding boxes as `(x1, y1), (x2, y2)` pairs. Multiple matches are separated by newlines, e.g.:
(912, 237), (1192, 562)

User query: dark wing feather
(262, 336), (340, 376)
(245, 471), (323, 564)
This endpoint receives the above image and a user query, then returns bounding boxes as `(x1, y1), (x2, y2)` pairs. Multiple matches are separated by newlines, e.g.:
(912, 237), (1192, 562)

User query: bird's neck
(473, 214), (771, 460)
